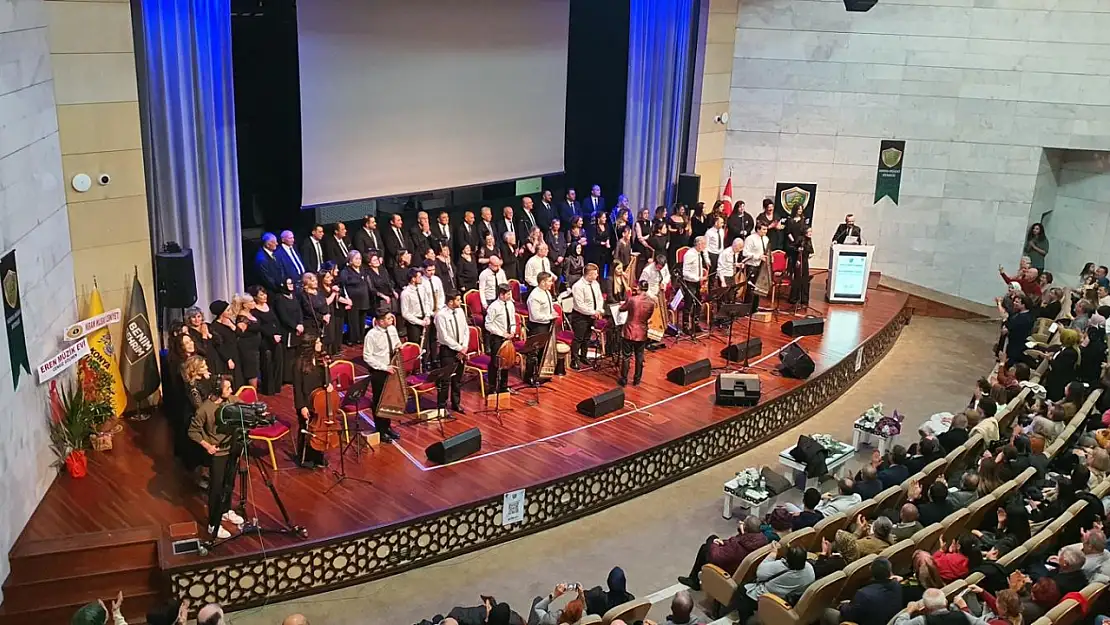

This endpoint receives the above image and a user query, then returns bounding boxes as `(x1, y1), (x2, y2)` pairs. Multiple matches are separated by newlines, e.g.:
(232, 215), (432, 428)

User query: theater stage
(3, 276), (910, 620)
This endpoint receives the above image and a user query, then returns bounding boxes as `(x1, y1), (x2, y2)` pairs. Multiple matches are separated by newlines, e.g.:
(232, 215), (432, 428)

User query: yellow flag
(81, 287), (127, 416)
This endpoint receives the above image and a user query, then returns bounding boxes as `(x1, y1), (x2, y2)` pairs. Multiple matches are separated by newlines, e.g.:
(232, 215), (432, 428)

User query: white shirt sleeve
(742, 235), (762, 264)
(681, 250), (703, 282)
(478, 270), (495, 308)
(524, 257), (541, 287)
(706, 228), (724, 254)
(527, 289), (555, 323)
(362, 329), (391, 371)
(435, 309), (468, 352)
(718, 248), (736, 281)
(401, 287), (425, 325)
(571, 280), (603, 315)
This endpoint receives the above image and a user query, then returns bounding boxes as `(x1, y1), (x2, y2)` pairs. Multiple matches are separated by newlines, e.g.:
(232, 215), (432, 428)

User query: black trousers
(259, 341), (284, 395)
(524, 321), (553, 382)
(207, 452), (237, 529)
(681, 280), (702, 330)
(746, 265), (762, 311)
(437, 345), (464, 409)
(570, 311), (593, 362)
(345, 307), (367, 345)
(486, 335), (510, 394)
(789, 258), (810, 305)
(688, 534), (720, 579)
(368, 368), (393, 432)
(620, 338), (647, 383)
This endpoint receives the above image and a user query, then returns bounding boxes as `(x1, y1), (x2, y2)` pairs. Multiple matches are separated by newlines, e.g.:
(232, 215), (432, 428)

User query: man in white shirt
(419, 260), (446, 365)
(484, 284), (517, 395)
(362, 311), (402, 441)
(743, 223), (770, 311)
(523, 271), (557, 383)
(478, 256), (508, 309)
(524, 243), (553, 288)
(434, 293), (469, 413)
(680, 237), (709, 334)
(705, 215), (727, 273)
(569, 263), (605, 369)
(718, 237), (744, 288)
(400, 268), (431, 345)
(640, 254), (671, 299)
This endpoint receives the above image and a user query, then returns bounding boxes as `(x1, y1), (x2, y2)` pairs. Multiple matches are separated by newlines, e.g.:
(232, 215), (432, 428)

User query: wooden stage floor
(10, 277), (909, 609)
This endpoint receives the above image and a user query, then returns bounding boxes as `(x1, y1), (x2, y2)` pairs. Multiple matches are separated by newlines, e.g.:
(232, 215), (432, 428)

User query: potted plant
(78, 358), (118, 450)
(47, 380), (95, 478)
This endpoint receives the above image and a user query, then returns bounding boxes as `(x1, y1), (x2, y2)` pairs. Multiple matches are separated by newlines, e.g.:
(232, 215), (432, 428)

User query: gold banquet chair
(757, 571), (847, 625)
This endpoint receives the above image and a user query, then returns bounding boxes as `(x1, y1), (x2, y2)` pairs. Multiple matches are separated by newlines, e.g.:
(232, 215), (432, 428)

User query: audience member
(891, 503), (923, 542)
(813, 530), (860, 579)
(584, 567), (634, 616)
(816, 479), (862, 516)
(678, 516), (767, 590)
(878, 446), (911, 488)
(793, 488), (825, 530)
(1048, 545), (1089, 594)
(934, 535), (982, 582)
(901, 551), (944, 604)
(281, 615), (310, 625)
(663, 590), (705, 625)
(854, 465), (884, 500)
(856, 515), (894, 556)
(893, 588), (990, 625)
(938, 413), (970, 452)
(531, 585), (584, 625)
(947, 472), (980, 508)
(917, 481), (955, 526)
(72, 592), (127, 625)
(907, 438), (944, 474)
(1076, 528), (1110, 580)
(196, 604), (226, 625)
(829, 557), (903, 625)
(734, 545), (815, 623)
(963, 585), (1023, 625)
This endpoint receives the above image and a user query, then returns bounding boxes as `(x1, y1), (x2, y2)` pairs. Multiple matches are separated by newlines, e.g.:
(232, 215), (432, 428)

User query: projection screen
(297, 0), (570, 207)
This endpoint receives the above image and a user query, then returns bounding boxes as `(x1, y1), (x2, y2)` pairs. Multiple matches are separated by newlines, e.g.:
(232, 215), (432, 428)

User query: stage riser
(4, 538), (158, 585)
(166, 309), (911, 612)
(2, 567), (158, 613)
(0, 591), (161, 625)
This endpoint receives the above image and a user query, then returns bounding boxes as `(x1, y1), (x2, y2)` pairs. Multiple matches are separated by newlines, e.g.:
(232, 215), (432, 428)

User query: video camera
(215, 402), (275, 434)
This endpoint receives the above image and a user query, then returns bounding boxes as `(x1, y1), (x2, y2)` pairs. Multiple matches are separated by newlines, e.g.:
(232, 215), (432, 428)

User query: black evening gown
(273, 294), (303, 384)
(236, 314), (262, 381)
(209, 321), (244, 388)
(457, 256), (479, 293)
(292, 362), (326, 466)
(667, 217), (689, 268)
(253, 305), (284, 395)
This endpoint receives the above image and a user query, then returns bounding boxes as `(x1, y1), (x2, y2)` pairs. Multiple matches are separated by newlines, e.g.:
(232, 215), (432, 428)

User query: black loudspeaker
(576, 388), (625, 418)
(844, 0), (878, 11)
(425, 427), (482, 464)
(155, 249), (198, 309)
(781, 317), (825, 337)
(720, 337), (763, 362)
(715, 373), (761, 406)
(677, 173), (701, 208)
(779, 343), (815, 379)
(666, 358), (712, 385)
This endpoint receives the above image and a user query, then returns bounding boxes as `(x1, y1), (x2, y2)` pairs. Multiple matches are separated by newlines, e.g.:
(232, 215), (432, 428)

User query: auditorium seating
(757, 571), (846, 625)
(600, 598), (651, 625)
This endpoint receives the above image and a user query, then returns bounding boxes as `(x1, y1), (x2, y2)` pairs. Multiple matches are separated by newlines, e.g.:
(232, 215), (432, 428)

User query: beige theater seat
(964, 494), (997, 531)
(940, 509), (972, 544)
(911, 523), (944, 553)
(997, 545), (1028, 569)
(700, 544), (775, 615)
(1043, 598), (1083, 625)
(808, 513), (849, 552)
(874, 485), (906, 516)
(781, 527), (816, 552)
(879, 540), (915, 576)
(575, 616), (602, 625)
(920, 459), (948, 488)
(838, 554), (878, 601)
(846, 499), (879, 524)
(757, 571), (847, 625)
(601, 598), (651, 625)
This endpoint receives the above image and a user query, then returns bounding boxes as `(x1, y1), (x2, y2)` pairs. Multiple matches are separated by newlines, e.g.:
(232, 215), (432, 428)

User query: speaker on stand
(677, 173), (701, 208)
(155, 244), (198, 348)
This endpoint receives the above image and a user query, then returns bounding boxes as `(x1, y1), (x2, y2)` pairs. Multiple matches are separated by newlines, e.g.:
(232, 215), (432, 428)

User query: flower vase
(65, 450), (88, 478)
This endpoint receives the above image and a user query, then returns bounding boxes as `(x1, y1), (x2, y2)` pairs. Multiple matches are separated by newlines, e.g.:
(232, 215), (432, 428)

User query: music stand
(514, 332), (554, 407)
(338, 376), (374, 460)
(415, 363), (459, 437)
(715, 302), (753, 372)
(672, 280), (706, 345)
(476, 350), (515, 426)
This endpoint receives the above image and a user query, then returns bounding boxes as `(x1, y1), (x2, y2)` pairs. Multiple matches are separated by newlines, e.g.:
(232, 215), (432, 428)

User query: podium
(826, 244), (875, 304)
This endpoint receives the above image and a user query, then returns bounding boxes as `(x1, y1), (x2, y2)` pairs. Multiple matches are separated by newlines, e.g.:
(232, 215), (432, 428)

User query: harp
(539, 329), (558, 380)
(753, 261), (772, 297)
(375, 347), (410, 417)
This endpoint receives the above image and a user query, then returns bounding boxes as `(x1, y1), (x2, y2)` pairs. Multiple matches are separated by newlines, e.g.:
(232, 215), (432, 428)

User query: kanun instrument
(376, 347), (410, 418)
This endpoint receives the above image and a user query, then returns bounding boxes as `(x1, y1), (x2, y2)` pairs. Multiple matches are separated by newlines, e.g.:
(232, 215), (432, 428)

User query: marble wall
(722, 0), (1110, 304)
(693, 0), (740, 204)
(0, 0), (76, 601)
(1042, 151), (1110, 285)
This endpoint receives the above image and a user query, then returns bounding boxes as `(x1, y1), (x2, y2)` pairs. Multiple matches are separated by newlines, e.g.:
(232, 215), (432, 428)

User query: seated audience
(734, 545), (815, 623)
(973, 537), (1018, 593)
(71, 592), (129, 625)
(816, 479), (861, 517)
(1075, 527), (1110, 580)
(892, 588), (990, 625)
(854, 464), (884, 500)
(663, 590), (705, 625)
(971, 403), (1001, 444)
(891, 503), (923, 542)
(793, 488), (825, 530)
(856, 515), (894, 556)
(947, 472), (980, 508)
(938, 413), (970, 453)
(917, 481), (955, 526)
(830, 557), (903, 625)
(963, 585), (1024, 625)
(531, 585), (584, 625)
(907, 437), (944, 474)
(584, 567), (634, 616)
(1047, 545), (1089, 594)
(934, 535), (982, 582)
(878, 446), (911, 488)
(448, 597), (522, 625)
(197, 604), (226, 625)
(678, 515), (767, 590)
(901, 550), (945, 604)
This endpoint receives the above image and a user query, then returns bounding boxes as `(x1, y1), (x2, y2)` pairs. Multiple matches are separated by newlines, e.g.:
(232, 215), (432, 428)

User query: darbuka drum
(555, 342), (571, 375)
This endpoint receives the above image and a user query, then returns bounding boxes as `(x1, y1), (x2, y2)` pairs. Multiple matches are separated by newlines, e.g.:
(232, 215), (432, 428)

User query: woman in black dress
(784, 205), (808, 277)
(167, 330), (206, 472)
(1043, 329), (1081, 401)
(501, 232), (522, 281)
(652, 205), (668, 231)
(247, 285), (284, 395)
(183, 306), (217, 374)
(299, 272), (331, 341)
(477, 233), (499, 271)
(690, 202), (710, 239)
(649, 220), (669, 267)
(633, 208), (653, 259)
(365, 252), (395, 316)
(273, 277), (304, 384)
(788, 227), (815, 306)
(391, 251), (414, 294)
(588, 211), (612, 276)
(564, 241), (585, 288)
(208, 300), (243, 388)
(457, 243), (479, 293)
(234, 294), (262, 388)
(318, 266), (347, 355)
(339, 250), (371, 346)
(566, 216), (588, 263)
(667, 204), (690, 268)
(292, 334), (328, 469)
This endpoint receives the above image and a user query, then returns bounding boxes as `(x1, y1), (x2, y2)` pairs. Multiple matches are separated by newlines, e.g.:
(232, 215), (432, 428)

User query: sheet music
(670, 289), (684, 311)
(610, 303), (627, 326)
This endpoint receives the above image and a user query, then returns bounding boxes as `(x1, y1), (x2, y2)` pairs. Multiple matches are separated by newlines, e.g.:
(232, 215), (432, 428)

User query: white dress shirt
(527, 287), (557, 324)
(742, 233), (769, 267)
(438, 223), (451, 243)
(435, 306), (469, 352)
(363, 324), (400, 371)
(640, 263), (671, 298)
(571, 278), (604, 316)
(309, 238), (323, 270)
(418, 275), (446, 311)
(401, 284), (431, 326)
(478, 267), (508, 308)
(718, 244), (742, 284)
(681, 248), (708, 282)
(705, 227), (726, 255)
(524, 255), (552, 287)
(485, 298), (517, 339)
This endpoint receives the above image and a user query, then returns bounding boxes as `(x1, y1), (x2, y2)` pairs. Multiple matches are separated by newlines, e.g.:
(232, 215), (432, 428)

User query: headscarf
(71, 602), (106, 625)
(606, 566), (634, 605)
(487, 602), (512, 625)
(833, 529), (859, 562)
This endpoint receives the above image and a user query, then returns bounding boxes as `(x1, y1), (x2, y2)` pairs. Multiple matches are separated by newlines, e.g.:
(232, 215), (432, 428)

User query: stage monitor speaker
(666, 358), (712, 386)
(779, 343), (815, 379)
(844, 0), (878, 11)
(781, 317), (825, 337)
(576, 388), (625, 418)
(715, 373), (761, 406)
(425, 427), (482, 464)
(720, 337), (763, 362)
(677, 173), (701, 208)
(155, 249), (198, 309)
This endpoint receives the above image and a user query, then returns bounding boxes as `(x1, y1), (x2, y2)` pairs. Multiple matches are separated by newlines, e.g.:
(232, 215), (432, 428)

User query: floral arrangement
(47, 380), (97, 477)
(77, 358), (115, 434)
(853, 403), (904, 437)
(726, 467), (770, 502)
(811, 433), (858, 456)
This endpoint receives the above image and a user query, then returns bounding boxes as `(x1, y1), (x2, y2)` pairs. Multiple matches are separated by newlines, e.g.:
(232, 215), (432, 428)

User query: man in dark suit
(832, 213), (863, 244)
(254, 232), (284, 291)
(454, 210), (479, 258)
(726, 200), (755, 246)
(560, 189), (581, 226)
(617, 280), (656, 386)
(585, 184), (605, 219)
(477, 206), (496, 245)
(352, 214), (382, 257)
(410, 211), (435, 261)
(300, 224), (326, 273)
(835, 558), (903, 625)
(495, 206), (517, 242)
(535, 190), (556, 231)
(275, 230), (307, 283)
(517, 196), (539, 234)
(434, 212), (453, 252)
(383, 213), (411, 265)
(323, 221), (351, 267)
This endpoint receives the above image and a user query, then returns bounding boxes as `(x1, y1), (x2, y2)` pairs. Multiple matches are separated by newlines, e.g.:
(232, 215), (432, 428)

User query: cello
(307, 354), (342, 454)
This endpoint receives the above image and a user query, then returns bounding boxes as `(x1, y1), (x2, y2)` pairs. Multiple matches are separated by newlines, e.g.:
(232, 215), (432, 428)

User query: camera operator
(189, 375), (245, 539)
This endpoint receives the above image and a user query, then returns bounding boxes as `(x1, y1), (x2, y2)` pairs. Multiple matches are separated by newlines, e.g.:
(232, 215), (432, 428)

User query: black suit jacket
(435, 258), (458, 297)
(383, 226), (411, 263)
(727, 211), (755, 245)
(300, 238), (325, 273)
(584, 196), (605, 218)
(832, 223), (862, 244)
(454, 222), (480, 257)
(559, 200), (581, 226)
(517, 210), (539, 235)
(411, 228), (435, 260)
(432, 223), (453, 252)
(535, 201), (555, 230)
(322, 235), (351, 267)
(352, 227), (382, 256)
(495, 218), (518, 244)
(254, 248), (284, 291)
(477, 220), (497, 246)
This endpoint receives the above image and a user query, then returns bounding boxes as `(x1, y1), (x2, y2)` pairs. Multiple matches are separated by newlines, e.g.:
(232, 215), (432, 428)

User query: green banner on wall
(874, 140), (906, 204)
(1, 249), (31, 390)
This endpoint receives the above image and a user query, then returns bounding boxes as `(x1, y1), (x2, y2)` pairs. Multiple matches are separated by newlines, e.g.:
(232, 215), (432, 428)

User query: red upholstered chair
(399, 342), (435, 412)
(329, 359), (356, 391)
(463, 326), (489, 396)
(238, 386), (289, 470)
(555, 304), (574, 346)
(509, 279), (523, 303)
(676, 246), (689, 265)
(770, 250), (790, 308)
(464, 289), (485, 326)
